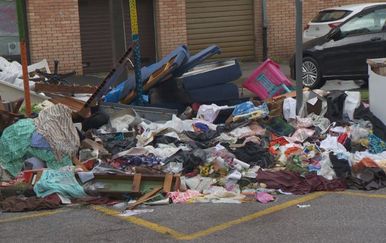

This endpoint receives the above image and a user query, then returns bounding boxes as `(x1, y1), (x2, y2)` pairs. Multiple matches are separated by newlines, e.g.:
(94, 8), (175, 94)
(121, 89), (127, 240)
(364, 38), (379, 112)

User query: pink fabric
(256, 192), (275, 204)
(167, 190), (202, 203)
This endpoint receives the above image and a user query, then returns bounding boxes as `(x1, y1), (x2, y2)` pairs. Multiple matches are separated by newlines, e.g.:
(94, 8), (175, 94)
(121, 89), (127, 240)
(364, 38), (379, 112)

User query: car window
(340, 8), (386, 36)
(312, 10), (352, 23)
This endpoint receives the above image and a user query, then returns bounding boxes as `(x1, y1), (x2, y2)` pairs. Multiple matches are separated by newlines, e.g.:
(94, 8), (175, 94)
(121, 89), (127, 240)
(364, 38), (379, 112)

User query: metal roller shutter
(79, 0), (113, 74)
(186, 0), (255, 60)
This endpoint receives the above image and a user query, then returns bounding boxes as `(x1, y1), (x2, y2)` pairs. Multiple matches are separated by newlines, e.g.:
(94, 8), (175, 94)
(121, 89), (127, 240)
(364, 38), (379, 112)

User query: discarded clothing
(347, 168), (386, 190)
(31, 131), (51, 149)
(329, 153), (351, 179)
(224, 142), (274, 168)
(0, 196), (60, 212)
(34, 104), (80, 160)
(0, 119), (35, 176)
(98, 133), (137, 155)
(261, 117), (295, 137)
(165, 149), (207, 174)
(111, 155), (162, 170)
(256, 192), (275, 204)
(185, 129), (219, 143)
(34, 169), (87, 198)
(325, 91), (347, 122)
(352, 157), (379, 173)
(368, 134), (386, 154)
(256, 169), (346, 195)
(354, 103), (386, 141)
(168, 190), (202, 203)
(82, 111), (109, 131)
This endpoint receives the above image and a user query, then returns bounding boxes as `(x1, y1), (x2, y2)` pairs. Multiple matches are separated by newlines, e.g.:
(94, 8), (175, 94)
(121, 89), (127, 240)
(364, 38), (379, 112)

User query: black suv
(290, 3), (386, 88)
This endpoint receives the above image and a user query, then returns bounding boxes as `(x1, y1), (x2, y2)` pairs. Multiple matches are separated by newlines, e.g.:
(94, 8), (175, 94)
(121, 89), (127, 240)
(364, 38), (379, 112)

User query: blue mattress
(173, 45), (221, 77)
(179, 60), (241, 90)
(104, 45), (190, 103)
(186, 83), (239, 103)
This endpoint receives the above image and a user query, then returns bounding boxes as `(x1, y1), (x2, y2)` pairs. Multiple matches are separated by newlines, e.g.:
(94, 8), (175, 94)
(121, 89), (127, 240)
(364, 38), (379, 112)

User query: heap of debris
(1, 44), (385, 213)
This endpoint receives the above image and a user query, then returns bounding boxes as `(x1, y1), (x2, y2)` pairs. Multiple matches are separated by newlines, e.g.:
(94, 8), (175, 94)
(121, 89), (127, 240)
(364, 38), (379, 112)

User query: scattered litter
(256, 192), (275, 204)
(119, 209), (154, 217)
(297, 204), (311, 208)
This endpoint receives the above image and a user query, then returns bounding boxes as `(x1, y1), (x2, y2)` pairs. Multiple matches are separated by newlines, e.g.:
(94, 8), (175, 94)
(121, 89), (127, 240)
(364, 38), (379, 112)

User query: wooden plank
(34, 83), (98, 94)
(126, 186), (163, 210)
(131, 174), (142, 193)
(163, 174), (173, 193)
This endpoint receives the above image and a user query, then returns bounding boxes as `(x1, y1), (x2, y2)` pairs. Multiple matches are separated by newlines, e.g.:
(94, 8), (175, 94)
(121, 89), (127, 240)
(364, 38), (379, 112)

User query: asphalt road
(2, 189), (386, 242)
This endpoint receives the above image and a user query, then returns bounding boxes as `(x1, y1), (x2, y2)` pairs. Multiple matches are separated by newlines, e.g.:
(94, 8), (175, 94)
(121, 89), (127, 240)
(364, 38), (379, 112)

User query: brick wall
(264, 0), (382, 62)
(26, 0), (83, 74)
(154, 0), (187, 58)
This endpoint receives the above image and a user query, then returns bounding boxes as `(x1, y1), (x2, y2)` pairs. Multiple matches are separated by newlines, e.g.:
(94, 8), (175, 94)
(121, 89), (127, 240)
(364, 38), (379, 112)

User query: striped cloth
(34, 104), (80, 160)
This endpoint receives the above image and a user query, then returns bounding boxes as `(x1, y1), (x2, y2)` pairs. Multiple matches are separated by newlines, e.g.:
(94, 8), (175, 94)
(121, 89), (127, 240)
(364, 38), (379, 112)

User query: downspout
(262, 0), (268, 61)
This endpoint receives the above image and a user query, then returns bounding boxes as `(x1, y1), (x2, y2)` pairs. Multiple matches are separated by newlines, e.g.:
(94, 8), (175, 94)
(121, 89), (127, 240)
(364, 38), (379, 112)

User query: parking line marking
(0, 209), (67, 224)
(178, 192), (327, 240)
(92, 205), (185, 239)
(335, 191), (386, 199)
(93, 192), (327, 240)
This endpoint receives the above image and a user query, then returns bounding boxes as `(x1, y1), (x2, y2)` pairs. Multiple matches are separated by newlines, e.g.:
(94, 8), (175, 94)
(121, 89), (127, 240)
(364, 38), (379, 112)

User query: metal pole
(129, 0), (144, 105)
(16, 0), (31, 116)
(295, 0), (303, 114)
(262, 0), (268, 61)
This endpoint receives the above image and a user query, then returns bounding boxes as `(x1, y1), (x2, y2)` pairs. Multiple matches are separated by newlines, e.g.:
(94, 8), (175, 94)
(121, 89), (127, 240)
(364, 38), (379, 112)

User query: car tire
(302, 57), (325, 89)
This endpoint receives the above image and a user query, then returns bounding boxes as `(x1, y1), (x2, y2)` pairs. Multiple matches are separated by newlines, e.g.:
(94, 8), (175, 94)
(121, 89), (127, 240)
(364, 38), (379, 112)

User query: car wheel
(302, 57), (325, 89)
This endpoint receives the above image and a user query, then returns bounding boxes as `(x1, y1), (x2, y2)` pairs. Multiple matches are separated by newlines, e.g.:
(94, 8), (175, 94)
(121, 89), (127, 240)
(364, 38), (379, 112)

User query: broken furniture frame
(92, 173), (180, 198)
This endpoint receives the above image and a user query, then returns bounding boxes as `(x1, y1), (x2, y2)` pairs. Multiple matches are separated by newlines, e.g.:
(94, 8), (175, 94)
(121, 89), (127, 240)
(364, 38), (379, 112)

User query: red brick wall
(264, 0), (382, 62)
(26, 0), (83, 74)
(154, 0), (188, 58)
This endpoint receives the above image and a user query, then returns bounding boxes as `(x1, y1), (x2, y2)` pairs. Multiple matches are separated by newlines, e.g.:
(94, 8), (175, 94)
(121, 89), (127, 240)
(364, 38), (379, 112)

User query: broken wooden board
(35, 83), (98, 95)
(126, 186), (163, 210)
(49, 94), (85, 112)
(121, 57), (177, 104)
(92, 173), (180, 198)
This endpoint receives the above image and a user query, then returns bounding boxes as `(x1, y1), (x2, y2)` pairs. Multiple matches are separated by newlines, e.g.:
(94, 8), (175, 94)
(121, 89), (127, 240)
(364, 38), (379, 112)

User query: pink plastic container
(242, 59), (293, 100)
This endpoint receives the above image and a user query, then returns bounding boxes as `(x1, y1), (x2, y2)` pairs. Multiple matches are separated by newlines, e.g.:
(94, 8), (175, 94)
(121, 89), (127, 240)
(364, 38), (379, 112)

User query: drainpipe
(16, 0), (31, 116)
(295, 0), (303, 114)
(262, 0), (268, 61)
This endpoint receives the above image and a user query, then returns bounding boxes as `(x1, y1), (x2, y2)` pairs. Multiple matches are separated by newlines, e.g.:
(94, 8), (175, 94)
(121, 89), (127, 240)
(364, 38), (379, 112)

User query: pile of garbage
(1, 44), (386, 214)
(1, 87), (386, 212)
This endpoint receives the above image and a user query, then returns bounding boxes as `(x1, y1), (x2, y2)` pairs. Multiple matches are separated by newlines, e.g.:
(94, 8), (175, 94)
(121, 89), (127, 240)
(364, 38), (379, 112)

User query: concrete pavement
(2, 190), (386, 242)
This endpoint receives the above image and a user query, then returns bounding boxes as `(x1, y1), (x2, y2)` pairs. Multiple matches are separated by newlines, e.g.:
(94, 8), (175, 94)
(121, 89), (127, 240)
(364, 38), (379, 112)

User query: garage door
(79, 0), (113, 74)
(186, 0), (255, 60)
